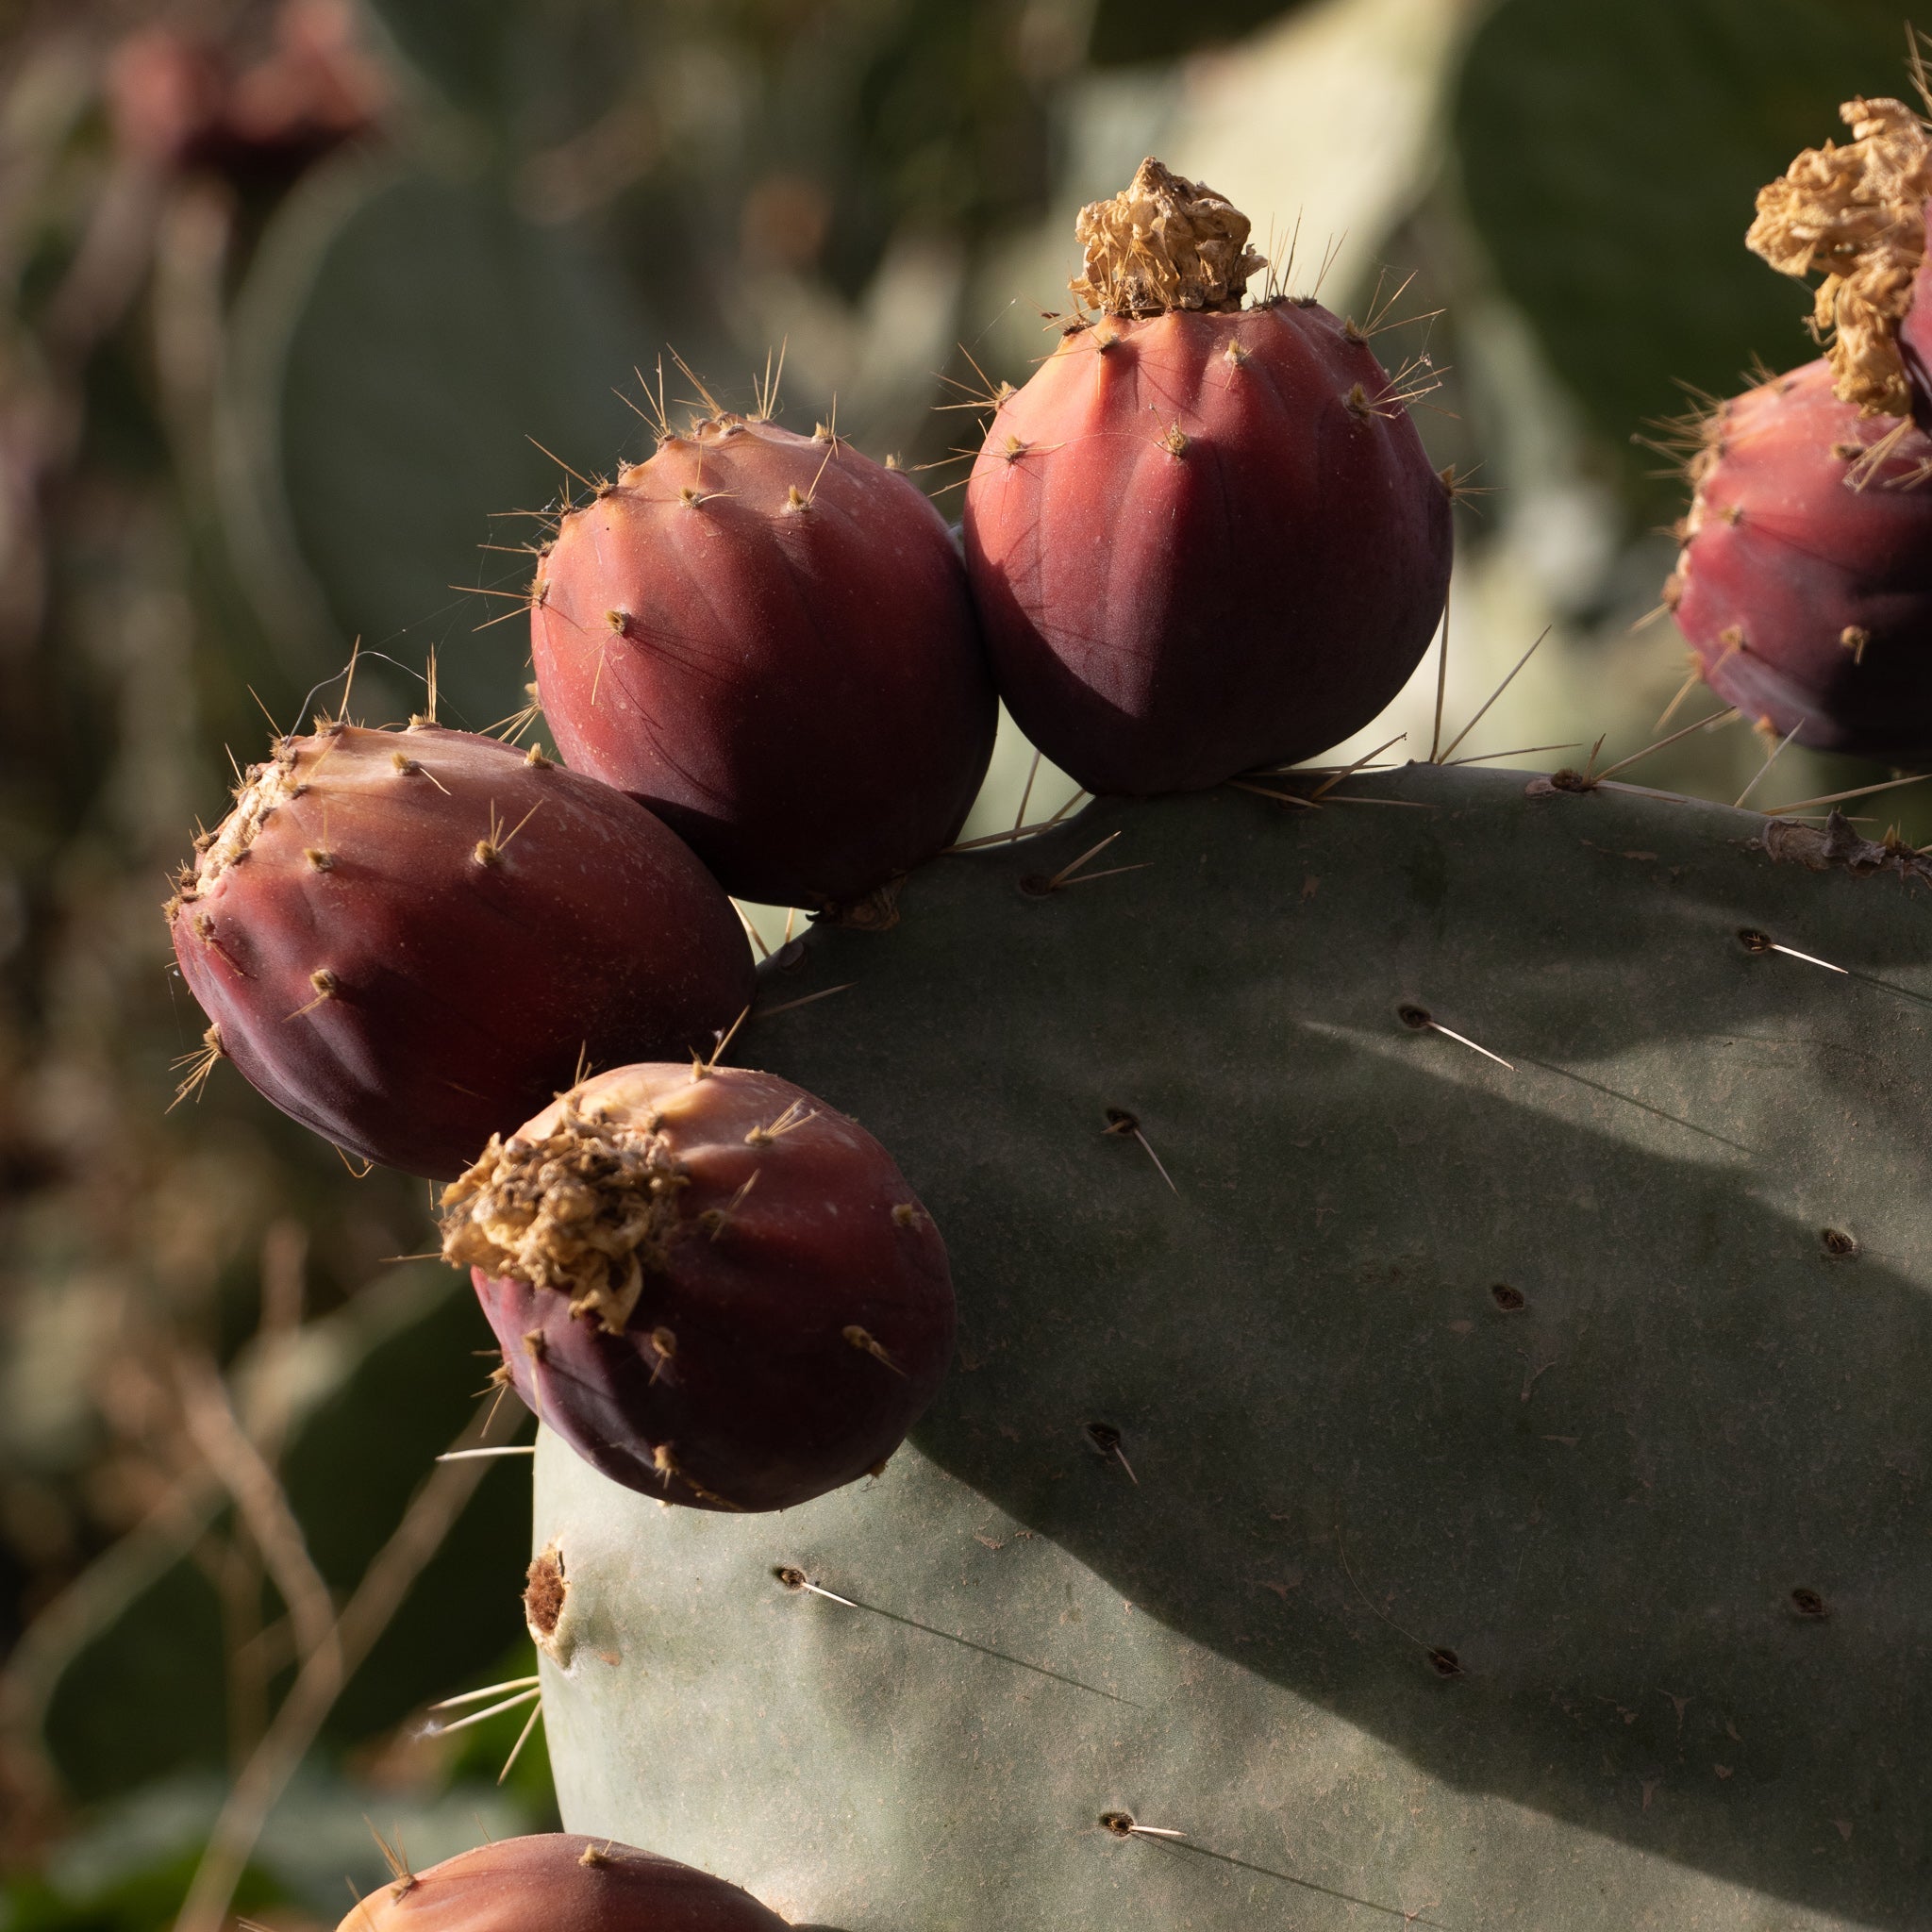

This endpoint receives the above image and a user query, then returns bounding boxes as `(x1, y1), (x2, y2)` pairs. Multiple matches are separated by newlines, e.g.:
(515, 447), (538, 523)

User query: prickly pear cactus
(531, 763), (1932, 1930)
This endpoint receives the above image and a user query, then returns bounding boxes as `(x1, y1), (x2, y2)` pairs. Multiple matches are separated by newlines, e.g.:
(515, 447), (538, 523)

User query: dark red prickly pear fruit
(441, 1060), (954, 1512)
(530, 410), (996, 911)
(330, 1832), (791, 1930)
(961, 158), (1451, 797)
(1665, 358), (1932, 758)
(167, 722), (754, 1179)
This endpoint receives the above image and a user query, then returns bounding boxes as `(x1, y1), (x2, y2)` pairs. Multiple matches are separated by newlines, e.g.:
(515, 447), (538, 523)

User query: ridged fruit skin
(168, 723), (755, 1179)
(456, 1062), (954, 1512)
(961, 301), (1451, 794)
(1670, 358), (1932, 758)
(328, 1832), (790, 1931)
(530, 415), (996, 908)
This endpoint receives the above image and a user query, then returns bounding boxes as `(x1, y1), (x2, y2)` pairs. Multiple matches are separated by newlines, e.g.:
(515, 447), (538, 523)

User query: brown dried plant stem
(175, 1353), (337, 1665)
(172, 1404), (523, 1932)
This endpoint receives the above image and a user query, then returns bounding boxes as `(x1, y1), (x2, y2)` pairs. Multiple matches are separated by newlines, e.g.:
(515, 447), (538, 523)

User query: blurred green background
(1, 0), (1926, 1924)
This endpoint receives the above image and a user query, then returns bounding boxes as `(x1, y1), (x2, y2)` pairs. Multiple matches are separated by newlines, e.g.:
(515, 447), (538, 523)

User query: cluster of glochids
(165, 156), (1453, 1524)
(1664, 92), (1932, 758)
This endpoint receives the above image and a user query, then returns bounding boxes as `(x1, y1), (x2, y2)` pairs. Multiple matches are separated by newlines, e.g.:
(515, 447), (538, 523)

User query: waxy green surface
(534, 766), (1932, 1928)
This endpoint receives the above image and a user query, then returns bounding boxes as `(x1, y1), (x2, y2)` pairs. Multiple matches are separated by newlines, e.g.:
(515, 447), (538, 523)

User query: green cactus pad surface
(532, 764), (1932, 1929)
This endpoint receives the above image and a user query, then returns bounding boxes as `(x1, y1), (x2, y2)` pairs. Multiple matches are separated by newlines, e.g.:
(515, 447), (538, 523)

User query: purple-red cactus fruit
(167, 722), (754, 1179)
(330, 1832), (791, 1931)
(1665, 358), (1932, 758)
(440, 1060), (955, 1512)
(529, 409), (995, 911)
(962, 158), (1451, 796)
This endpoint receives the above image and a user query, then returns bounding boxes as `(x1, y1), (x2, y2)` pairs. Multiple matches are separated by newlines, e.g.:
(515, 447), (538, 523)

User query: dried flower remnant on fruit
(178, 741), (303, 896)
(440, 1107), (687, 1334)
(1747, 97), (1932, 414)
(1069, 157), (1268, 317)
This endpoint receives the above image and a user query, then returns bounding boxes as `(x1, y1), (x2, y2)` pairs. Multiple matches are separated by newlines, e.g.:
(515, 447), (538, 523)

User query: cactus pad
(531, 764), (1932, 1930)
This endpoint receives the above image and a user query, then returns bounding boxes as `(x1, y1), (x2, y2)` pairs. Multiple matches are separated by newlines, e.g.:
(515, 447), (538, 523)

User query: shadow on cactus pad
(532, 767), (1932, 1931)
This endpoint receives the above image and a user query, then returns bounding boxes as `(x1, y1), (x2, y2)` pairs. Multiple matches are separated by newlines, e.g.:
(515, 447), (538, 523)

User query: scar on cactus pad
(1747, 92), (1932, 425)
(331, 1832), (793, 1931)
(440, 1060), (954, 1512)
(525, 1541), (566, 1657)
(962, 157), (1452, 797)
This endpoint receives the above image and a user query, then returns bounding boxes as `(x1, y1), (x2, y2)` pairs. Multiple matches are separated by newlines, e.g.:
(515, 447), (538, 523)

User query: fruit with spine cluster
(440, 1059), (954, 1511)
(331, 1832), (791, 1930)
(529, 408), (995, 911)
(167, 721), (754, 1179)
(528, 768), (1932, 1931)
(961, 157), (1451, 796)
(1663, 357), (1932, 757)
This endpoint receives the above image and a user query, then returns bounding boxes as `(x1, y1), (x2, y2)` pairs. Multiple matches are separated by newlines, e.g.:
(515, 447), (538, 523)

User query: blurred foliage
(4, 0), (1932, 1921)
(1454, 0), (1924, 511)
(221, 159), (641, 726)
(1090, 0), (1307, 66)
(0, 1854), (284, 1932)
(39, 1267), (529, 1802)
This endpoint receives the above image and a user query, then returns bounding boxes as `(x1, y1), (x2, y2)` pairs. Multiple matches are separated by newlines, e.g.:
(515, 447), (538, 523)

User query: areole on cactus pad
(530, 767), (1932, 1932)
(167, 720), (754, 1178)
(441, 1059), (954, 1512)
(330, 1832), (791, 1930)
(962, 158), (1452, 796)
(530, 402), (995, 913)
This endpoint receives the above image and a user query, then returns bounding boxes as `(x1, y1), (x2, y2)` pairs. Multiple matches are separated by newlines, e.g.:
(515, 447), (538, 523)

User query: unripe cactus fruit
(530, 408), (996, 910)
(962, 158), (1451, 796)
(1666, 358), (1932, 756)
(440, 1060), (954, 1511)
(167, 722), (754, 1178)
(330, 1832), (791, 1930)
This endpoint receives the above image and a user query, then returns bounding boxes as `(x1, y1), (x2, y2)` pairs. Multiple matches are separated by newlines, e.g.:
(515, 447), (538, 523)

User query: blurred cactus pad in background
(1, 0), (1930, 1925)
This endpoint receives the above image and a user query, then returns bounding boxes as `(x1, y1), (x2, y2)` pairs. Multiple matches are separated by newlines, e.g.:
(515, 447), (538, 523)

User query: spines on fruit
(167, 721), (755, 1177)
(1667, 358), (1932, 757)
(963, 158), (1450, 796)
(441, 1060), (954, 1511)
(329, 1831), (791, 1930)
(530, 407), (995, 910)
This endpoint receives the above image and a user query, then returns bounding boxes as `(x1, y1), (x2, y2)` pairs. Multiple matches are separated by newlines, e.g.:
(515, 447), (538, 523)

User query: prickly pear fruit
(1666, 358), (1932, 756)
(533, 769), (1932, 1930)
(1747, 95), (1932, 423)
(167, 722), (754, 1179)
(330, 1832), (791, 1930)
(530, 410), (995, 910)
(962, 158), (1451, 796)
(440, 1060), (954, 1511)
